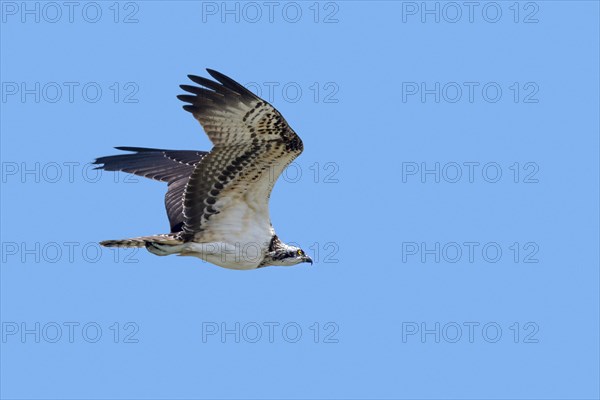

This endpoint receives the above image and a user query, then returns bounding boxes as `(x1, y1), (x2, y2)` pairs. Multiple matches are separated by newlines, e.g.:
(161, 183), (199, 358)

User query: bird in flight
(94, 69), (313, 270)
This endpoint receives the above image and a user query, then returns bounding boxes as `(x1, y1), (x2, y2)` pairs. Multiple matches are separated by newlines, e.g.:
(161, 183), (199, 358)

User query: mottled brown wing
(176, 69), (304, 239)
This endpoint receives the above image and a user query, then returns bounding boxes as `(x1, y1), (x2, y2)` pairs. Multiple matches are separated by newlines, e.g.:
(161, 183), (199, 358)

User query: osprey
(95, 69), (313, 270)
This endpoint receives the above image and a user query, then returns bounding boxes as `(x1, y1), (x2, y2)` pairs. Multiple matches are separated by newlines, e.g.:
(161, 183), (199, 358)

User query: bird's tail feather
(100, 233), (182, 248)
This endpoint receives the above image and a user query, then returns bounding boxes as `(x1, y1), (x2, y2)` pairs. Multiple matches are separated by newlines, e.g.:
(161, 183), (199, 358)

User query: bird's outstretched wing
(93, 147), (207, 232)
(177, 69), (304, 240)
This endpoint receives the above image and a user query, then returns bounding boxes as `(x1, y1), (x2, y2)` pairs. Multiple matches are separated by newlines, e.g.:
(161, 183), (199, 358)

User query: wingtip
(206, 68), (230, 82)
(187, 74), (202, 85)
(177, 94), (195, 103)
(205, 69), (255, 97)
(90, 157), (104, 168)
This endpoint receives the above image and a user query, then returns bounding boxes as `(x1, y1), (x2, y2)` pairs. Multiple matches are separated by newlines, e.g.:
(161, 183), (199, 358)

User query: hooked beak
(303, 255), (313, 265)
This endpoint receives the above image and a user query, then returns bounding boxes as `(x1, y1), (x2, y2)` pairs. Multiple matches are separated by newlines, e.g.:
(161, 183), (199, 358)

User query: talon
(145, 241), (169, 256)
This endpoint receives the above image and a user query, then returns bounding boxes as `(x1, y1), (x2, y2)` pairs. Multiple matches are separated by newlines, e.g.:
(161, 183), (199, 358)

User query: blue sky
(1, 1), (599, 399)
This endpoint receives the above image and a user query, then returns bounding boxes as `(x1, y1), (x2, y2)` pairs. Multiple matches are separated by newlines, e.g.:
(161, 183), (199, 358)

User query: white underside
(148, 241), (268, 270)
(185, 241), (268, 270)
(148, 188), (275, 269)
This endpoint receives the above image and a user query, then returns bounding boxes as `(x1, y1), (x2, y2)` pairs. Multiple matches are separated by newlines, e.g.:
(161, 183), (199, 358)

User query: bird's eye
(297, 249), (303, 256)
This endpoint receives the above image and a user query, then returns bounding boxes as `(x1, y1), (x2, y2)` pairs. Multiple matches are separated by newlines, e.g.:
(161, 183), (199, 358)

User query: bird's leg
(145, 241), (183, 256)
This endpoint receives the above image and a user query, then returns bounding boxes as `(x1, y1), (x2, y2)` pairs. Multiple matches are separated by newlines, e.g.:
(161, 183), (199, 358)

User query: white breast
(190, 189), (274, 268)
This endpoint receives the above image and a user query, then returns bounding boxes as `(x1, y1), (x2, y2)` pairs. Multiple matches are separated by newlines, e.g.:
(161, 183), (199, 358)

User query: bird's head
(263, 239), (313, 267)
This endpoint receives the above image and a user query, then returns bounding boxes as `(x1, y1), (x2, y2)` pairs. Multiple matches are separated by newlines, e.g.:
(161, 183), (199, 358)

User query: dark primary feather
(206, 68), (259, 96)
(93, 147), (207, 232)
